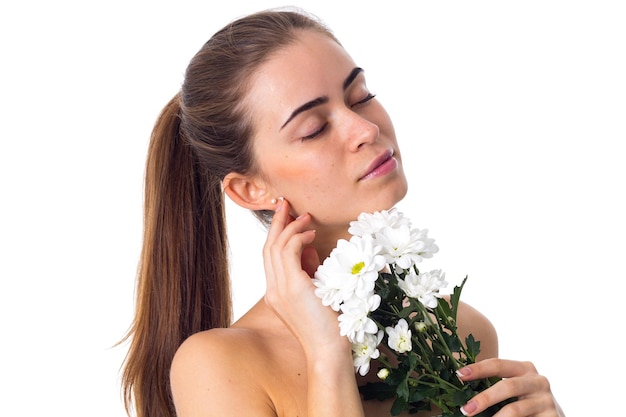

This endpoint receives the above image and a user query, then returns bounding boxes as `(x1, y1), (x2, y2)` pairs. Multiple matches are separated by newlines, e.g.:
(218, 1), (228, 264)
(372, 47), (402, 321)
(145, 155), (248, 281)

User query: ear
(222, 172), (275, 211)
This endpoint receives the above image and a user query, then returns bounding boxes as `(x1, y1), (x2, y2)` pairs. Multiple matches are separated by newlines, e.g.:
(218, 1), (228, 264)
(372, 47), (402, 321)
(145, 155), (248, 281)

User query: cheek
(268, 148), (336, 179)
(260, 152), (327, 194)
(272, 162), (342, 215)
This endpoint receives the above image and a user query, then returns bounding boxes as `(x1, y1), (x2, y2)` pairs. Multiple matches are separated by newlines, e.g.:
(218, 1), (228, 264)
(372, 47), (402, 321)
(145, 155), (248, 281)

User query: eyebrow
(280, 67), (365, 130)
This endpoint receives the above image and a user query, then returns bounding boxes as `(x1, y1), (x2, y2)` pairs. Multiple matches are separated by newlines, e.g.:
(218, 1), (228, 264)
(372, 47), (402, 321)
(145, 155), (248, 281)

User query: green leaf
(449, 276), (468, 321)
(390, 396), (408, 416)
(398, 305), (416, 319)
(408, 387), (427, 403)
(408, 352), (419, 369)
(386, 373), (403, 387)
(437, 297), (453, 319)
(396, 376), (409, 401)
(431, 356), (444, 371)
(378, 285), (391, 299)
(450, 388), (472, 406)
(465, 334), (481, 361)
(442, 331), (462, 353)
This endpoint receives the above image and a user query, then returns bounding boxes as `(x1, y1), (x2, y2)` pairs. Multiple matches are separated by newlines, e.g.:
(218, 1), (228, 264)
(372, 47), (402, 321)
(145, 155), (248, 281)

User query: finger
(263, 198), (298, 284)
(264, 197), (291, 247)
(301, 245), (320, 278)
(457, 363), (552, 417)
(265, 199), (310, 253)
(264, 210), (316, 294)
(461, 395), (546, 417)
(456, 358), (537, 382)
(461, 380), (554, 417)
(269, 214), (316, 280)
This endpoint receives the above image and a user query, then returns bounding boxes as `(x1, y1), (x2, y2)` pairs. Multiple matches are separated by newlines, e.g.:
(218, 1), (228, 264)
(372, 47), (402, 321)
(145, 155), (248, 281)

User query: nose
(344, 111), (379, 151)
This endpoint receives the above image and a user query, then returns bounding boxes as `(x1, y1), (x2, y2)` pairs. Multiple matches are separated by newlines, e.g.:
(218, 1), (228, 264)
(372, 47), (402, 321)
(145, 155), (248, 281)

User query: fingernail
(460, 400), (477, 416)
(456, 366), (471, 378)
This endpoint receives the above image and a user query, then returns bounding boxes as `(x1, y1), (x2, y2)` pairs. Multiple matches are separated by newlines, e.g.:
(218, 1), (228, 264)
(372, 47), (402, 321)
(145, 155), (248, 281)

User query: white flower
(397, 269), (448, 309)
(312, 264), (350, 312)
(348, 209), (438, 270)
(313, 235), (386, 310)
(352, 331), (383, 376)
(410, 228), (439, 260)
(348, 208), (410, 237)
(375, 225), (439, 270)
(386, 318), (413, 353)
(338, 294), (381, 343)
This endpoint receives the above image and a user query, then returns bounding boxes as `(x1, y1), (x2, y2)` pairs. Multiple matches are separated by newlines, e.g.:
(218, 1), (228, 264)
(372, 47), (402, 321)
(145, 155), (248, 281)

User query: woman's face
(245, 30), (408, 233)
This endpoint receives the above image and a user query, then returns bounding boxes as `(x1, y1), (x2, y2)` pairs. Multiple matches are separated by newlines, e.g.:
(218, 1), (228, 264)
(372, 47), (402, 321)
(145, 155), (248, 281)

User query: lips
(359, 150), (397, 181)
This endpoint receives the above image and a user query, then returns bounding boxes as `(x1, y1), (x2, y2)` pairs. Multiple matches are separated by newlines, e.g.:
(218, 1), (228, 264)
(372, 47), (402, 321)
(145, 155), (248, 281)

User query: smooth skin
(170, 30), (565, 417)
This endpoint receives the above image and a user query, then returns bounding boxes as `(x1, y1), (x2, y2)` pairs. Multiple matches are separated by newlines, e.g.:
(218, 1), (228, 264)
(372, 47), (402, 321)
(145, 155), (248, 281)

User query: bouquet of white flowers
(313, 209), (512, 417)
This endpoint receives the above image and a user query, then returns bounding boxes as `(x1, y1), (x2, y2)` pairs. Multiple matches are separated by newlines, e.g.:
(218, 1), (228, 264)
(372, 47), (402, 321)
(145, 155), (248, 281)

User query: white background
(1, 1), (624, 416)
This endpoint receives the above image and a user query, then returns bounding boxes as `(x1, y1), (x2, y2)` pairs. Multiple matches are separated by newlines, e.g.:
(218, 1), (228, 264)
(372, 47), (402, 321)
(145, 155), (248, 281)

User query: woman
(121, 9), (565, 417)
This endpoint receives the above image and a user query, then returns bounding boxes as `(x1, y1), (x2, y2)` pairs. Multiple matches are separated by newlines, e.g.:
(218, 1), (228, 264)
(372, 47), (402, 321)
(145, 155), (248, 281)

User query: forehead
(243, 31), (357, 130)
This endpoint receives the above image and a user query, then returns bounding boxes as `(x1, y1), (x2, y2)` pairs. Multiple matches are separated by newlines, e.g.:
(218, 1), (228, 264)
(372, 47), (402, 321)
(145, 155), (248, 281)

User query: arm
(170, 330), (276, 417)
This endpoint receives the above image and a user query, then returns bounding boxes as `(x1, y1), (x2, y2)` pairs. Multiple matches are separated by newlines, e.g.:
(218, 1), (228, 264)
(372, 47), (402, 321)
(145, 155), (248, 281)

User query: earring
(270, 196), (284, 205)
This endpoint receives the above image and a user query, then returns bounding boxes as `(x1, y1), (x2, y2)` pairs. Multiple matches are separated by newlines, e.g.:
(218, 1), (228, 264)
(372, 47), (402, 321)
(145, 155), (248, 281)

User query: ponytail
(121, 93), (232, 417)
(120, 10), (339, 417)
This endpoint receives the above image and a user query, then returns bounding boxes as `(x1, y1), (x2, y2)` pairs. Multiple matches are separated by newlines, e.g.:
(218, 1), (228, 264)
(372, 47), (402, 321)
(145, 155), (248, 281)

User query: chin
(359, 188), (407, 217)
(383, 177), (408, 210)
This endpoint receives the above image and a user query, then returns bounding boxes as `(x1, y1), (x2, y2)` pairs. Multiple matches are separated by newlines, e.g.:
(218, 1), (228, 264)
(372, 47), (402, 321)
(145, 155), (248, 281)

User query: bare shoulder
(170, 327), (275, 417)
(455, 301), (499, 359)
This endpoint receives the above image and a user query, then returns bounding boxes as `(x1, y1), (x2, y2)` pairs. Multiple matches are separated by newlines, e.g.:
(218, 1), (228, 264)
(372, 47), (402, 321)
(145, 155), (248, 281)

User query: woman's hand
(262, 198), (351, 358)
(263, 199), (365, 417)
(456, 358), (565, 416)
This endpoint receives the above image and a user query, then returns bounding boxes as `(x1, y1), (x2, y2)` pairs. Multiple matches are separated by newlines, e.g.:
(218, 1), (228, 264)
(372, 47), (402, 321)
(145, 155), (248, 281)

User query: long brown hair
(120, 9), (336, 417)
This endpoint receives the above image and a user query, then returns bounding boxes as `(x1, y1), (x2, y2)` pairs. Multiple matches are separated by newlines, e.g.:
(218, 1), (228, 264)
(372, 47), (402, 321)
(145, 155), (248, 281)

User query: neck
(312, 224), (352, 261)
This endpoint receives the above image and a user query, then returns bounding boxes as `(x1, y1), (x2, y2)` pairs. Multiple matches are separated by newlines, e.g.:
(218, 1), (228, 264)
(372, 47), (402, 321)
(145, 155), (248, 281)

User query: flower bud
(377, 368), (390, 380)
(414, 321), (428, 333)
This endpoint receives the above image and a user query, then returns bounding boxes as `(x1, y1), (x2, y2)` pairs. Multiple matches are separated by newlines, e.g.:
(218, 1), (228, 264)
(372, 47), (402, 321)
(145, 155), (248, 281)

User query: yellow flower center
(352, 261), (366, 275)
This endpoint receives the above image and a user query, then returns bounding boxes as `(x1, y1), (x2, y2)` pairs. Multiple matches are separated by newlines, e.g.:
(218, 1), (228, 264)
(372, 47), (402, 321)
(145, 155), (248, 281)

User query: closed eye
(351, 93), (376, 108)
(301, 122), (328, 141)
